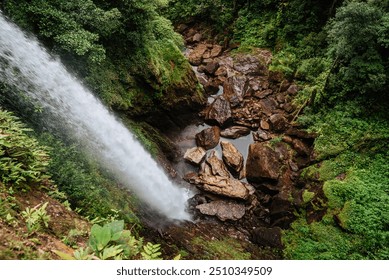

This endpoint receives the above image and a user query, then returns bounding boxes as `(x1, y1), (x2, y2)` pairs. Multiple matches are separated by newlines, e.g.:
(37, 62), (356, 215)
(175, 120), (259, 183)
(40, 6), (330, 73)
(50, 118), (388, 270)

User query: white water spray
(0, 13), (192, 220)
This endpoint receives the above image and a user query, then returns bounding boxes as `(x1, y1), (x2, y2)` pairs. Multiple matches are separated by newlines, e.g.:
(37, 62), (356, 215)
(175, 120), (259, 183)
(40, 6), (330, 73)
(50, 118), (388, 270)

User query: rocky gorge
(158, 26), (320, 258)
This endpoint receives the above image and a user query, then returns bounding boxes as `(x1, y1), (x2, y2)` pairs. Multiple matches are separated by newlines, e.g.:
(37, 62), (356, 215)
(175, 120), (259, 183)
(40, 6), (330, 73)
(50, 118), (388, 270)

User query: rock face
(206, 151), (230, 177)
(220, 126), (251, 139)
(184, 147), (206, 165)
(185, 174), (250, 200)
(220, 141), (244, 176)
(196, 200), (246, 221)
(195, 126), (220, 150)
(233, 54), (267, 76)
(246, 143), (282, 182)
(223, 76), (249, 107)
(204, 96), (232, 126)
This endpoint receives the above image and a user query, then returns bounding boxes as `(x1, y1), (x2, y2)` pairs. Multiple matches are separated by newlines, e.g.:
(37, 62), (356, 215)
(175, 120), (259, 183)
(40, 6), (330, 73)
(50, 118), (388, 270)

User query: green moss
(302, 190), (315, 204)
(192, 237), (251, 260)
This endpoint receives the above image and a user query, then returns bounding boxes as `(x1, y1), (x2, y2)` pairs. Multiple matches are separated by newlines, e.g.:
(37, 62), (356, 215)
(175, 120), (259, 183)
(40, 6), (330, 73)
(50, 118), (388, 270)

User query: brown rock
(287, 84), (298, 95)
(252, 227), (283, 248)
(259, 97), (278, 116)
(220, 141), (244, 176)
(187, 174), (250, 200)
(204, 79), (220, 95)
(246, 143), (282, 182)
(269, 114), (288, 132)
(205, 96), (232, 126)
(188, 44), (208, 66)
(260, 120), (270, 130)
(292, 138), (311, 156)
(184, 147), (206, 165)
(223, 76), (249, 107)
(203, 61), (220, 76)
(220, 126), (251, 139)
(214, 66), (227, 77)
(206, 151), (230, 177)
(195, 126), (220, 150)
(254, 89), (273, 99)
(210, 45), (223, 57)
(252, 129), (271, 141)
(233, 54), (267, 76)
(192, 33), (202, 42)
(196, 200), (246, 221)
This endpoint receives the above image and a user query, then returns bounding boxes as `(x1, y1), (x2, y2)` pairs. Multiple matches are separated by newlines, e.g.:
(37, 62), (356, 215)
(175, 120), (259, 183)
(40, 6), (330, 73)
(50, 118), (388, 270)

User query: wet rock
(195, 126), (220, 150)
(260, 120), (270, 130)
(184, 147), (206, 165)
(220, 141), (244, 176)
(204, 96), (232, 127)
(233, 54), (267, 76)
(252, 129), (271, 141)
(252, 227), (283, 248)
(223, 76), (249, 107)
(246, 143), (282, 182)
(210, 45), (223, 58)
(196, 200), (246, 221)
(188, 44), (208, 66)
(192, 33), (202, 42)
(186, 174), (250, 200)
(203, 61), (220, 76)
(269, 114), (288, 132)
(206, 151), (230, 177)
(292, 138), (311, 157)
(220, 126), (251, 139)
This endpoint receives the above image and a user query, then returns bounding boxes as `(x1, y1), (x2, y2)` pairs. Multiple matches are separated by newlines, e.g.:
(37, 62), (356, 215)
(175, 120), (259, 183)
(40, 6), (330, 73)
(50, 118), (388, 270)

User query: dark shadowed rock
(184, 147), (206, 165)
(220, 141), (244, 176)
(206, 151), (230, 177)
(220, 126), (251, 139)
(188, 44), (208, 66)
(252, 227), (283, 248)
(204, 79), (220, 95)
(196, 200), (246, 221)
(195, 126), (220, 150)
(203, 61), (220, 76)
(205, 96), (232, 126)
(246, 143), (282, 182)
(185, 174), (250, 200)
(292, 138), (311, 157)
(269, 114), (288, 132)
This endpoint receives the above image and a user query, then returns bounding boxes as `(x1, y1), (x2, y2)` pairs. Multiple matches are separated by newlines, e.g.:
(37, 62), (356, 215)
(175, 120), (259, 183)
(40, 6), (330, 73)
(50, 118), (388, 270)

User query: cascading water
(0, 12), (192, 220)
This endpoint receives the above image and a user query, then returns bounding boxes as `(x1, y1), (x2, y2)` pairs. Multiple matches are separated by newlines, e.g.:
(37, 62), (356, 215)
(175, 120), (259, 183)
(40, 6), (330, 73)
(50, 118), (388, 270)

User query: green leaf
(101, 245), (123, 260)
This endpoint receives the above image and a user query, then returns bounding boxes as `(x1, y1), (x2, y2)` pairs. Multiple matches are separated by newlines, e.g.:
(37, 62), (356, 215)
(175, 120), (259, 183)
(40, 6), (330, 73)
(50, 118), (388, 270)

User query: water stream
(0, 12), (191, 220)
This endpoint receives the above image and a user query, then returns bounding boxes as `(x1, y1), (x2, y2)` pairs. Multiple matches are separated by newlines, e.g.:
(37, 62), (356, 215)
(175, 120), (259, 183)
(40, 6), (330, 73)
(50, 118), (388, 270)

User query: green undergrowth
(283, 102), (389, 259)
(192, 236), (251, 260)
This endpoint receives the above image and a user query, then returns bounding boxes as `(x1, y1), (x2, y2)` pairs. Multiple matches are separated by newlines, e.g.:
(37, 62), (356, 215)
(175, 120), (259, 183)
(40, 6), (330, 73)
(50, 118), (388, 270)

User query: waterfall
(0, 12), (192, 220)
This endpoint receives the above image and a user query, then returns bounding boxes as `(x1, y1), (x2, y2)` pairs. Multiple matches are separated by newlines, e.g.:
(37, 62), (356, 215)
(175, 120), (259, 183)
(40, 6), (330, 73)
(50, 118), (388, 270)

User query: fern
(141, 242), (162, 260)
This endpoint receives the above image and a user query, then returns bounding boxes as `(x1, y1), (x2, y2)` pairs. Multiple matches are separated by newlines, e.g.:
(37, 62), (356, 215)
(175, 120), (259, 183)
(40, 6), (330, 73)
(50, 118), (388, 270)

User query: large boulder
(185, 174), (250, 200)
(223, 76), (249, 107)
(184, 147), (206, 165)
(203, 61), (220, 76)
(204, 96), (232, 127)
(195, 126), (220, 150)
(206, 151), (230, 177)
(210, 45), (223, 58)
(220, 126), (251, 139)
(196, 200), (246, 221)
(233, 54), (267, 76)
(246, 143), (282, 182)
(220, 141), (244, 176)
(188, 44), (208, 66)
(269, 113), (288, 132)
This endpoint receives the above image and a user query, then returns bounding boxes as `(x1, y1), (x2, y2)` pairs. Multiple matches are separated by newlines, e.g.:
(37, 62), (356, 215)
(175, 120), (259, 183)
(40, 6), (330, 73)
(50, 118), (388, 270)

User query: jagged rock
(254, 89), (273, 99)
(192, 33), (202, 42)
(210, 45), (223, 58)
(259, 97), (278, 116)
(196, 200), (246, 221)
(223, 76), (249, 107)
(188, 44), (208, 66)
(246, 143), (282, 182)
(214, 66), (227, 77)
(269, 114), (288, 132)
(292, 138), (311, 157)
(252, 227), (283, 248)
(206, 151), (230, 177)
(184, 147), (206, 165)
(283, 103), (294, 113)
(203, 61), (220, 76)
(285, 127), (317, 140)
(233, 54), (267, 76)
(204, 96), (232, 126)
(260, 120), (270, 130)
(185, 174), (250, 200)
(195, 126), (220, 150)
(220, 126), (251, 139)
(252, 129), (271, 141)
(204, 79), (220, 95)
(220, 141), (244, 176)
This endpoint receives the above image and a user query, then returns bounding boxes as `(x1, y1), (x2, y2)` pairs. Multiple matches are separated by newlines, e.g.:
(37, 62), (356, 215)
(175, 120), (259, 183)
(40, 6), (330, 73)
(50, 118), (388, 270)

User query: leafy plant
(141, 243), (162, 260)
(21, 202), (51, 234)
